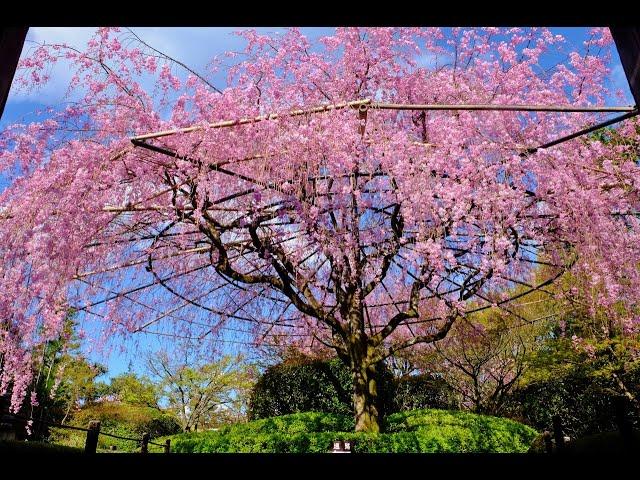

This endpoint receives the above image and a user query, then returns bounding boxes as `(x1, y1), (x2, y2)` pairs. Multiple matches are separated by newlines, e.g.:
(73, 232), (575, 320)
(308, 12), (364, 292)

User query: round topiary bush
(248, 359), (352, 419)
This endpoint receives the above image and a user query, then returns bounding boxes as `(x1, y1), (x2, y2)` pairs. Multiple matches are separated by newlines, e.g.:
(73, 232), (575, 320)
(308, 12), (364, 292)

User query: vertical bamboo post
(141, 432), (150, 454)
(84, 420), (100, 454)
(164, 438), (171, 454)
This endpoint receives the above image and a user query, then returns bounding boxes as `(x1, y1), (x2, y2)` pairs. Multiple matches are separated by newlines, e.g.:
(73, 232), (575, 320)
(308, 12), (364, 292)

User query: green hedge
(249, 358), (455, 420)
(384, 409), (537, 453)
(167, 410), (537, 453)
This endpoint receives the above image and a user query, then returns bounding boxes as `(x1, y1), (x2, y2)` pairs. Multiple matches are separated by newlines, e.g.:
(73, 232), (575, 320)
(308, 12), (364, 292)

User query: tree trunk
(344, 297), (382, 433)
(352, 361), (381, 433)
(62, 398), (74, 425)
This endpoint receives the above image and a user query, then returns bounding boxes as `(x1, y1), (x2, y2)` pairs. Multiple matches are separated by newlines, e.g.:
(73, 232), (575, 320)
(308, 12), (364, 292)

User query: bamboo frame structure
(66, 95), (640, 348)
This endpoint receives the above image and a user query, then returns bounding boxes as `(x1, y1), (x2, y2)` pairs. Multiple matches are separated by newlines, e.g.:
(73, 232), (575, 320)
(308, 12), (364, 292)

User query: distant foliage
(249, 358), (354, 419)
(392, 374), (458, 412)
(505, 368), (640, 438)
(168, 410), (536, 453)
(249, 358), (459, 420)
(146, 351), (254, 431)
(106, 373), (159, 409)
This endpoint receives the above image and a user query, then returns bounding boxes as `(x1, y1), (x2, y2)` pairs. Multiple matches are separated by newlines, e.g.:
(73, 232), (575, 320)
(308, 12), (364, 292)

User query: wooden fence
(1, 413), (171, 454)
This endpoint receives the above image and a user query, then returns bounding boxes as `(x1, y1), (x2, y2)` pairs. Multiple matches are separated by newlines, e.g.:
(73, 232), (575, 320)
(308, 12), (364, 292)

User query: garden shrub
(249, 358), (395, 419)
(248, 358), (352, 419)
(385, 409), (537, 453)
(167, 410), (537, 453)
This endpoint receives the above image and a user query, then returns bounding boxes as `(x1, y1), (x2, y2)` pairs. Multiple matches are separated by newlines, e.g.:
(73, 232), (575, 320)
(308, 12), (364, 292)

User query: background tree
(423, 314), (535, 414)
(411, 281), (556, 415)
(105, 372), (160, 410)
(146, 349), (254, 431)
(1, 27), (639, 433)
(55, 356), (106, 424)
(20, 316), (76, 437)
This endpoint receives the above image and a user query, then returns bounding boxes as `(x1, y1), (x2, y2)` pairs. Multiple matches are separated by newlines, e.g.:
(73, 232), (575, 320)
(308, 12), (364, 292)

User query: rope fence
(0, 413), (170, 454)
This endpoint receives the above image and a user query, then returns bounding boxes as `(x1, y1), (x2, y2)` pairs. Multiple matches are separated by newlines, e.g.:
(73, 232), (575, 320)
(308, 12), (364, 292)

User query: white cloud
(10, 27), (96, 104)
(7, 27), (334, 108)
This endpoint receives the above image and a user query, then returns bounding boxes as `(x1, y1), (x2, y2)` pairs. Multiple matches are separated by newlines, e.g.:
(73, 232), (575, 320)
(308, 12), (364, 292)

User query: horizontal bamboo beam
(73, 245), (210, 279)
(129, 100), (635, 143)
(370, 103), (636, 113)
(131, 99), (373, 141)
(102, 205), (192, 213)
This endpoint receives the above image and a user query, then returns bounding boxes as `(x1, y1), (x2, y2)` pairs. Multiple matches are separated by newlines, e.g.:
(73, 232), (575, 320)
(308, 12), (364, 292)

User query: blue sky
(0, 27), (635, 380)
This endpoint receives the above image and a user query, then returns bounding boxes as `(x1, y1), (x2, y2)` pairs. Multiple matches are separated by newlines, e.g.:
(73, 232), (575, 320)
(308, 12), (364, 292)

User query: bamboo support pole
(73, 245), (210, 279)
(131, 99), (373, 141)
(369, 103), (636, 112)
(129, 99), (635, 143)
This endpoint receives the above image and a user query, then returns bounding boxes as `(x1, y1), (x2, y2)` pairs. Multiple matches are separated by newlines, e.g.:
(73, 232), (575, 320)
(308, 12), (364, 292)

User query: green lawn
(0, 439), (83, 454)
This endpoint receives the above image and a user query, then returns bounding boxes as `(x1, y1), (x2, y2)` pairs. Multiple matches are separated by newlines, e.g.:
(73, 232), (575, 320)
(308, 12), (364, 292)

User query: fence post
(614, 396), (632, 444)
(552, 415), (565, 452)
(164, 439), (171, 454)
(84, 420), (100, 454)
(542, 431), (553, 453)
(141, 432), (150, 454)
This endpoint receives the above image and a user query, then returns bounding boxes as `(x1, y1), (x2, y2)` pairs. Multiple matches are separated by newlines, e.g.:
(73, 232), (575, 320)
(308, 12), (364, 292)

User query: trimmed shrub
(249, 358), (454, 420)
(385, 409), (537, 452)
(248, 358), (352, 419)
(167, 410), (537, 453)
(249, 358), (395, 420)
